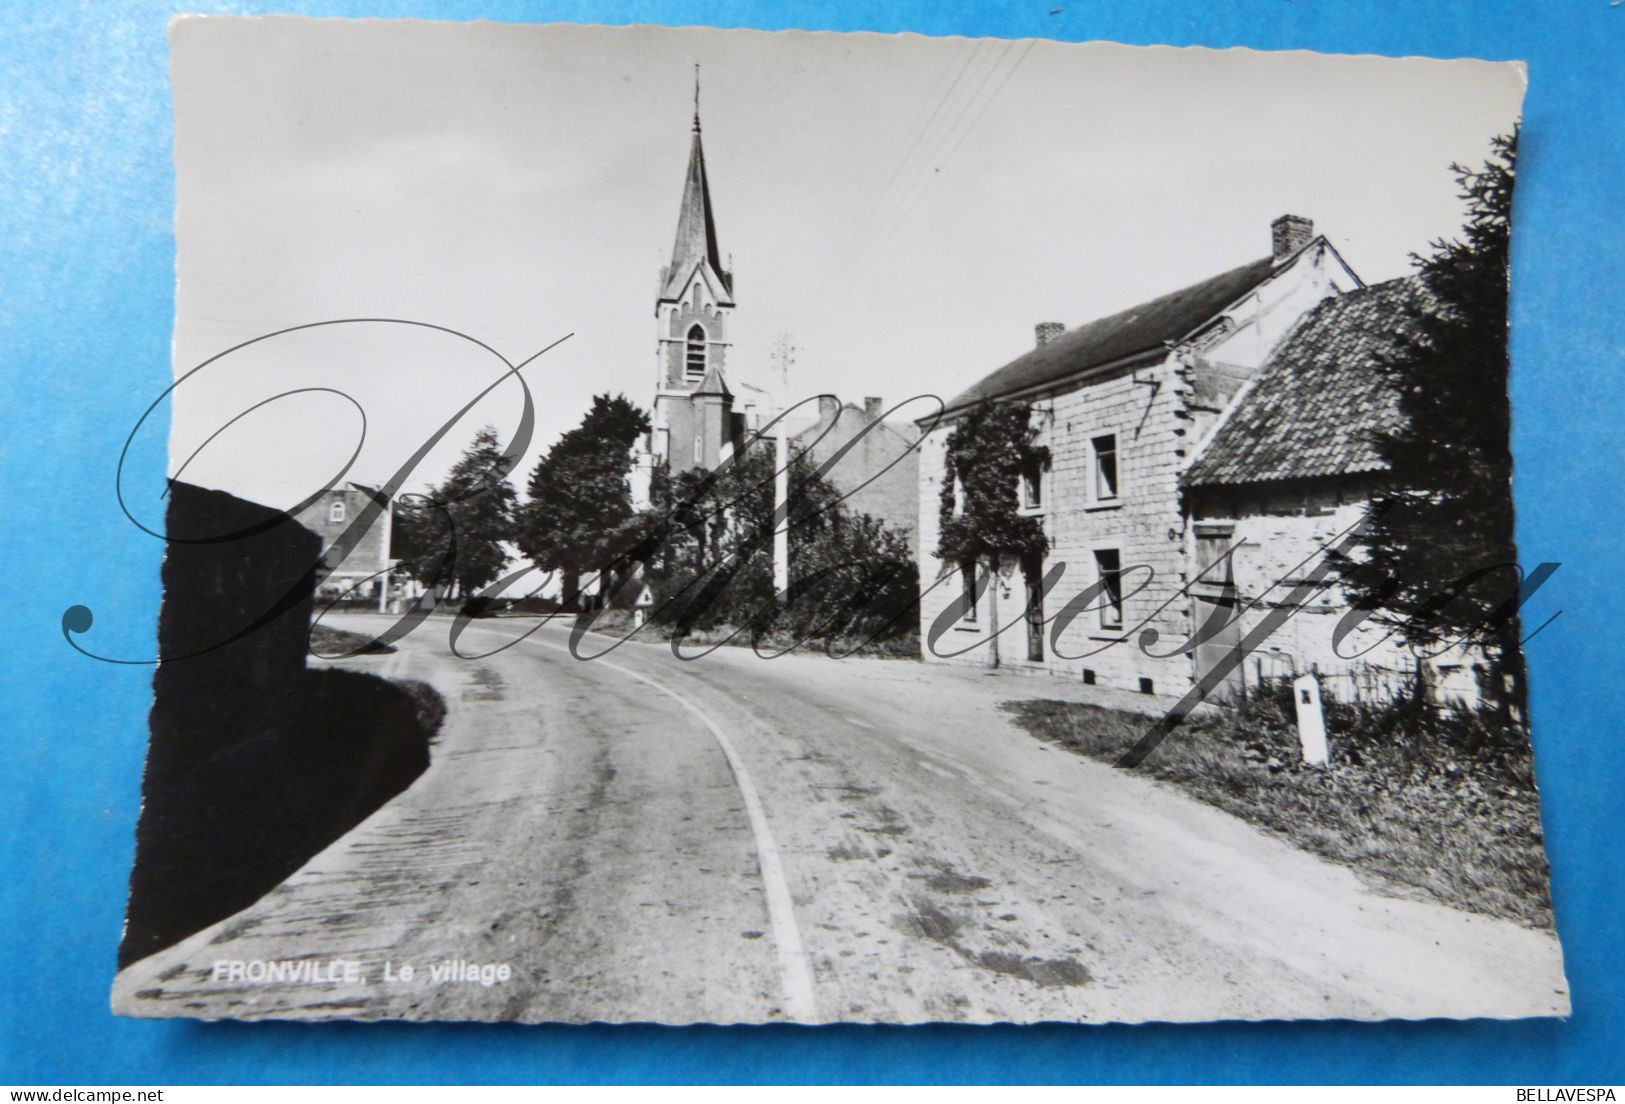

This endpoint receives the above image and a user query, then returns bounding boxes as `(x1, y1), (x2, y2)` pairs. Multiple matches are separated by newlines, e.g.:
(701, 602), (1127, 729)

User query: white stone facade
(917, 236), (1363, 699)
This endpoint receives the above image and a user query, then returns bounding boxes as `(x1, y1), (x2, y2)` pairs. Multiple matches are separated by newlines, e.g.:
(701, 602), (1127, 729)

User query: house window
(1020, 456), (1044, 510)
(951, 475), (965, 516)
(1194, 524), (1236, 586)
(329, 499), (346, 523)
(1094, 548), (1124, 630)
(960, 559), (979, 623)
(1091, 434), (1119, 501)
(685, 324), (707, 381)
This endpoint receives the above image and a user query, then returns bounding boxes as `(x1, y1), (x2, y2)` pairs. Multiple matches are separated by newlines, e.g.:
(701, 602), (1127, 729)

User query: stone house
(1181, 276), (1487, 707)
(916, 215), (1362, 695)
(291, 481), (396, 608)
(791, 395), (920, 553)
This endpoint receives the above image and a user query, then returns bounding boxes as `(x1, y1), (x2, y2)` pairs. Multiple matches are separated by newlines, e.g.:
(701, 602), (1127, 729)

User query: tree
(1351, 129), (1525, 715)
(394, 425), (519, 599)
(635, 442), (917, 648)
(389, 496), (440, 589)
(517, 394), (651, 608)
(936, 399), (1048, 565)
(778, 460), (918, 648)
(641, 447), (777, 633)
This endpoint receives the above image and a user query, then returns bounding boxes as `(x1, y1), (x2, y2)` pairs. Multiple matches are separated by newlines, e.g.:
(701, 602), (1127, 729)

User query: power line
(802, 40), (1012, 323)
(806, 39), (983, 295)
(838, 41), (1019, 293)
(838, 39), (1035, 301)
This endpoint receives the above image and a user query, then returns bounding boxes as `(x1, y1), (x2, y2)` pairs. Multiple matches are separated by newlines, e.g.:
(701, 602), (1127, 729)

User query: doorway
(1191, 526), (1244, 701)
(1021, 552), (1045, 663)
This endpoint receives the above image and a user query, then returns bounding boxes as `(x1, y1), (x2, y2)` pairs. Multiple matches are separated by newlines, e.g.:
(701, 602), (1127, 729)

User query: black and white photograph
(109, 16), (1562, 1026)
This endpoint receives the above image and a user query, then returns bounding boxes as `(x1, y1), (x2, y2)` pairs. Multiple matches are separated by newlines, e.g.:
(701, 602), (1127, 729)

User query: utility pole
(378, 488), (394, 614)
(774, 428), (789, 597)
(769, 335), (795, 598)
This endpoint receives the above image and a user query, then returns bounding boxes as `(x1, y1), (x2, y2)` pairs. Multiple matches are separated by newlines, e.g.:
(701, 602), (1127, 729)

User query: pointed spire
(664, 67), (731, 302)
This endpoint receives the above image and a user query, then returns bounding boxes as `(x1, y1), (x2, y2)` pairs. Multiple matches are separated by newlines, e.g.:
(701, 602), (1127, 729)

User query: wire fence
(1246, 651), (1425, 709)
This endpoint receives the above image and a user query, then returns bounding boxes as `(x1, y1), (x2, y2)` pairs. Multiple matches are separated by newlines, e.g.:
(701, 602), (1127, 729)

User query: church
(632, 82), (919, 555)
(637, 86), (766, 486)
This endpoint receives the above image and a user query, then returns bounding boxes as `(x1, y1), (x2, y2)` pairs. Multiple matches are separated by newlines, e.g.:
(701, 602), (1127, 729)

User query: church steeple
(650, 68), (739, 473)
(662, 66), (732, 304)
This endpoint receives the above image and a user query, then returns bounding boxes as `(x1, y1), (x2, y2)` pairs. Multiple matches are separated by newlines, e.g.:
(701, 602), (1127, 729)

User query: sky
(160, 16), (1525, 522)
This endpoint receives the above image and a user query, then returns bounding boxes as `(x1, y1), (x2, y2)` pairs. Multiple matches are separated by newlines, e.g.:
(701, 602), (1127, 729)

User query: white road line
(470, 626), (819, 1022)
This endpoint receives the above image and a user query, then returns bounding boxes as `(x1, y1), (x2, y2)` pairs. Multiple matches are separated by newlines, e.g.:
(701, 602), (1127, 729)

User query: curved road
(113, 613), (1568, 1024)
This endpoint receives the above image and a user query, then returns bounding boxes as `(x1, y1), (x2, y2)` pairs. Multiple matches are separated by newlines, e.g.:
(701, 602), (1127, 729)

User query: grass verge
(577, 608), (920, 659)
(309, 621), (397, 656)
(1003, 697), (1553, 928)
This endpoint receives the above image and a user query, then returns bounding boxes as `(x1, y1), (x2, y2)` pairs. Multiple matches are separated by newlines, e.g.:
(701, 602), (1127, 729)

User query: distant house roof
(1183, 277), (1426, 488)
(789, 401), (911, 448)
(938, 252), (1289, 415)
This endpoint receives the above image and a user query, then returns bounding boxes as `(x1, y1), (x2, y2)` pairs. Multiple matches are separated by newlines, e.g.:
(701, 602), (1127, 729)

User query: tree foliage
(393, 425), (519, 598)
(637, 442), (918, 648)
(1350, 129), (1525, 709)
(936, 399), (1048, 564)
(517, 394), (651, 607)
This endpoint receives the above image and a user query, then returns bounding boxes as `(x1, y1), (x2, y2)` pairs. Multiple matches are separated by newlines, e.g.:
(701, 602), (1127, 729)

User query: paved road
(114, 613), (1569, 1024)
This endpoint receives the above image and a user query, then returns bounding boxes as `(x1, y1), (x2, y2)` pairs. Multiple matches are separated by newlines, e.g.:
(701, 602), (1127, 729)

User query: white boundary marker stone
(1293, 672), (1330, 767)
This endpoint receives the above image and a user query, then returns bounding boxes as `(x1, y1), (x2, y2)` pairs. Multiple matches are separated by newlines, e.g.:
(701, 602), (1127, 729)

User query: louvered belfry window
(685, 324), (707, 381)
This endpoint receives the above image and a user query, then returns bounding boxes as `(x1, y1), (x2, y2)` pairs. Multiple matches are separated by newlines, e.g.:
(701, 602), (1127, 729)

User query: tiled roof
(1183, 277), (1425, 488)
(789, 403), (913, 449)
(940, 253), (1284, 414)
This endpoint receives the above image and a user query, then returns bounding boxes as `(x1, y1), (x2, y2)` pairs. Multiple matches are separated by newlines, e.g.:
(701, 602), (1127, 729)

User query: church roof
(1183, 276), (1426, 488)
(938, 252), (1290, 415)
(661, 117), (733, 303)
(692, 363), (733, 399)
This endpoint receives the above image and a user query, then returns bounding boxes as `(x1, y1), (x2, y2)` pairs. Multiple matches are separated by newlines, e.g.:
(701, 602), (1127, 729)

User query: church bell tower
(650, 69), (737, 473)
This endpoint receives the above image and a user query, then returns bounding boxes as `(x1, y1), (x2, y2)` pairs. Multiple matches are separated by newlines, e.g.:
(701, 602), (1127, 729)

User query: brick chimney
(1271, 214), (1314, 262)
(1035, 322), (1065, 348)
(818, 395), (840, 424)
(863, 396), (882, 420)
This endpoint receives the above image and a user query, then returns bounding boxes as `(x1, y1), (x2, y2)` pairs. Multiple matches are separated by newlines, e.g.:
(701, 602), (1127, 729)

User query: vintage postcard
(109, 16), (1563, 1024)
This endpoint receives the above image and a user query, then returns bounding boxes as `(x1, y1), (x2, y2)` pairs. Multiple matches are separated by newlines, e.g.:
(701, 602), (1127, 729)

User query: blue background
(2, 0), (1620, 1086)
